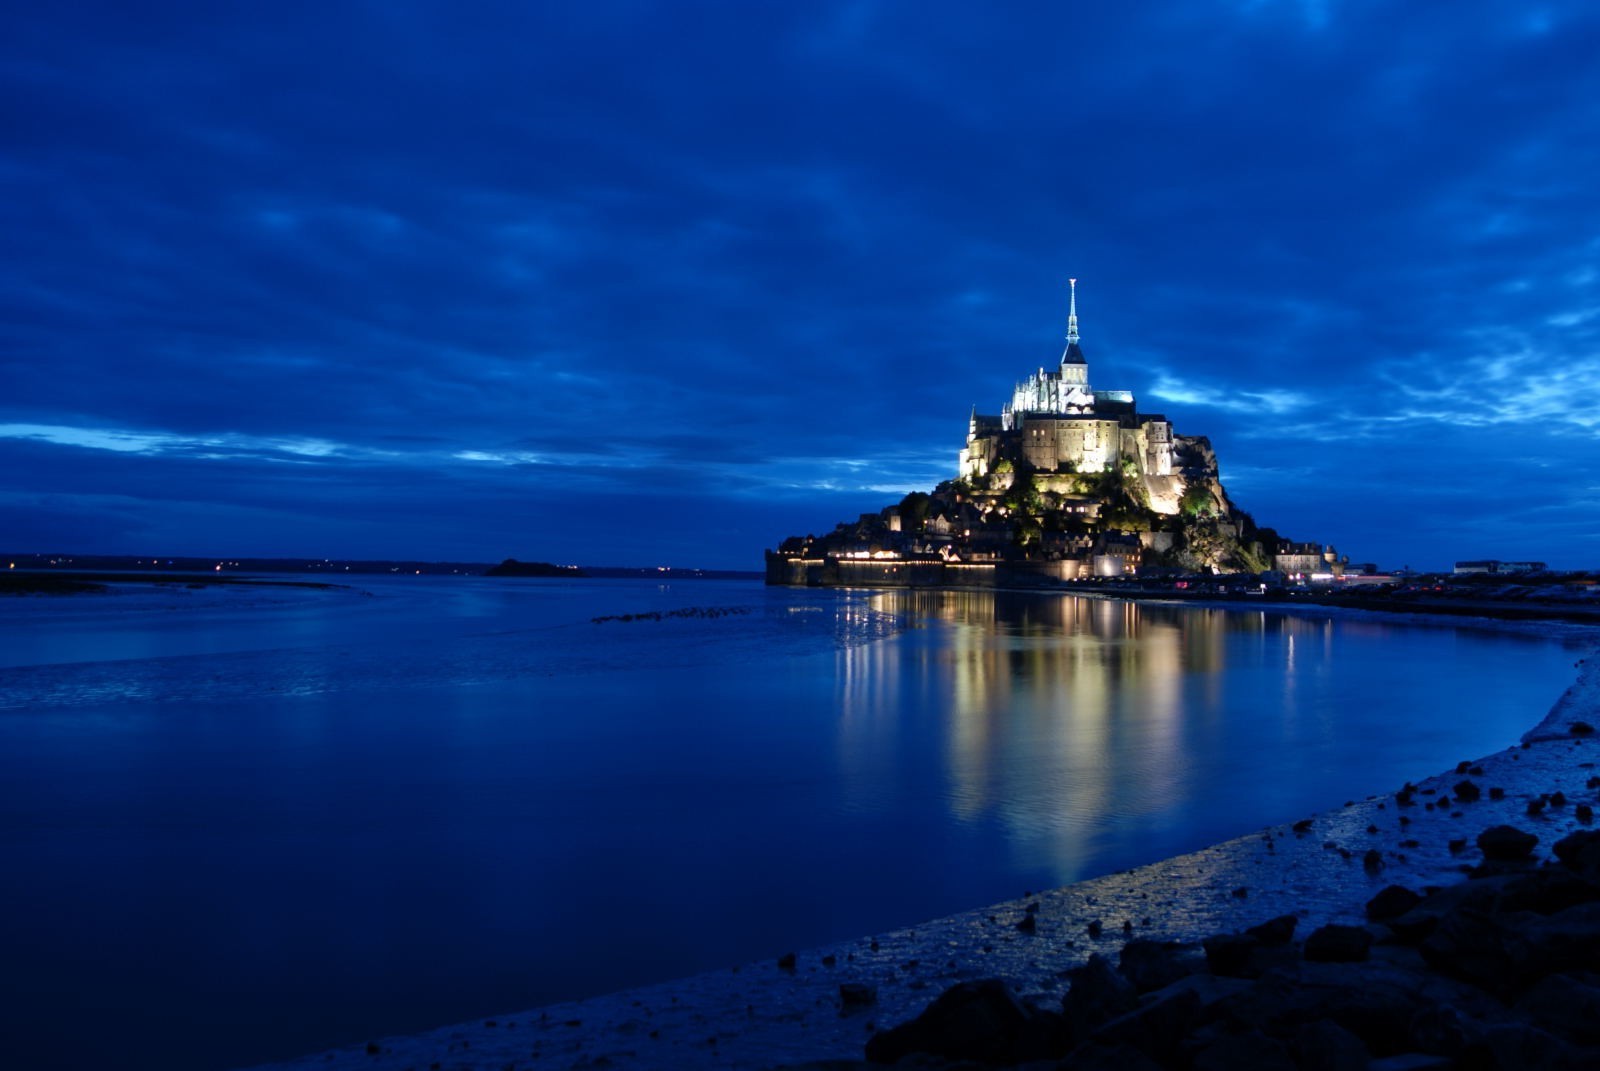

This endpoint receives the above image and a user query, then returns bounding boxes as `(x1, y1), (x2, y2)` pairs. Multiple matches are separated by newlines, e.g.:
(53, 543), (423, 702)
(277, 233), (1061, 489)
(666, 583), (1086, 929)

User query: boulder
(1497, 867), (1600, 916)
(1059, 1041), (1164, 1071)
(1367, 885), (1423, 922)
(1203, 932), (1298, 979)
(1088, 985), (1205, 1066)
(1478, 825), (1539, 862)
(1466, 1021), (1597, 1071)
(1406, 1001), (1477, 1060)
(1190, 1027), (1295, 1071)
(1553, 829), (1600, 880)
(1304, 925), (1374, 963)
(1245, 915), (1299, 946)
(1517, 971), (1600, 1046)
(1060, 954), (1138, 1039)
(1291, 1018), (1370, 1071)
(1209, 962), (1426, 1057)
(864, 978), (1060, 1065)
(1418, 907), (1534, 999)
(1118, 939), (1202, 994)
(839, 982), (877, 1009)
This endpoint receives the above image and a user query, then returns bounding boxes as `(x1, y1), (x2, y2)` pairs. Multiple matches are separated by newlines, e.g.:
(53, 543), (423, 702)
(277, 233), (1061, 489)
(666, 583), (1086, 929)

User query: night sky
(5, 2), (1598, 570)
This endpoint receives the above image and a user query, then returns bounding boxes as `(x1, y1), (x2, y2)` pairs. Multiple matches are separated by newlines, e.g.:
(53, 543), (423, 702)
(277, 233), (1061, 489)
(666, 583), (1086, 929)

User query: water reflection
(830, 591), (1555, 885)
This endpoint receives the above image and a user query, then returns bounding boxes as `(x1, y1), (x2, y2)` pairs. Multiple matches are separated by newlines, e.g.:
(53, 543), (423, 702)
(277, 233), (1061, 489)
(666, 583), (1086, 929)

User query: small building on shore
(1454, 560), (1548, 575)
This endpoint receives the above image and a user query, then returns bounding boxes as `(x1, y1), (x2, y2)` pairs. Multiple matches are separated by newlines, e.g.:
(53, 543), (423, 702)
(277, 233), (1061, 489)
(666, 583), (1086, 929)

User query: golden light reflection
(829, 592), (1333, 884)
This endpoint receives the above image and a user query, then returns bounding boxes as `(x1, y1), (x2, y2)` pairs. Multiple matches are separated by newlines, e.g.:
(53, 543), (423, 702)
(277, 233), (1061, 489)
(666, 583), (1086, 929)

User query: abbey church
(958, 281), (1182, 513)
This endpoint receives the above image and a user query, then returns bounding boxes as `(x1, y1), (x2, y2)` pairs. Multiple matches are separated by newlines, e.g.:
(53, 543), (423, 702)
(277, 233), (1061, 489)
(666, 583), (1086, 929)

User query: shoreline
(241, 630), (1600, 1071)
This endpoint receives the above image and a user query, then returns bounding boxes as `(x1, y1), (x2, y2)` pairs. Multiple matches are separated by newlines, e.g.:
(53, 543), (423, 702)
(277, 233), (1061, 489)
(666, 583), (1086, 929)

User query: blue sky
(4, 1), (1598, 569)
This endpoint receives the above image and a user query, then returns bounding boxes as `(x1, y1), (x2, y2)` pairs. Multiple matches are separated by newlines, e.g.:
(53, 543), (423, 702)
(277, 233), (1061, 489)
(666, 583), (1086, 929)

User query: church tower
(1059, 278), (1088, 387)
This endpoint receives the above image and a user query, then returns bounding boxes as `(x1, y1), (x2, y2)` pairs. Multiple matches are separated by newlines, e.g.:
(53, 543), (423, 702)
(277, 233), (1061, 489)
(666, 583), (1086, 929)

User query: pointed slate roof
(1060, 277), (1086, 365)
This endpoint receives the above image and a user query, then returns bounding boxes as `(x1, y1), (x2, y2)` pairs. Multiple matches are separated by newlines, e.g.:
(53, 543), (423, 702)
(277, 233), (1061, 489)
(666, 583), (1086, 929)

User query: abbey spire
(1061, 277), (1086, 366)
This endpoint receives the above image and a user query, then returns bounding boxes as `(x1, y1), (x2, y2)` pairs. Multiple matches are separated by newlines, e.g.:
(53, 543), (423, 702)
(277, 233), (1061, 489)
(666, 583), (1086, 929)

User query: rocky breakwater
(829, 826), (1600, 1070)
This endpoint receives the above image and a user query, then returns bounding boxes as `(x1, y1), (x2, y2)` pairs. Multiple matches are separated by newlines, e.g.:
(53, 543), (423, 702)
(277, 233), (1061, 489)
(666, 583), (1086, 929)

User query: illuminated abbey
(958, 280), (1182, 513)
(766, 279), (1340, 586)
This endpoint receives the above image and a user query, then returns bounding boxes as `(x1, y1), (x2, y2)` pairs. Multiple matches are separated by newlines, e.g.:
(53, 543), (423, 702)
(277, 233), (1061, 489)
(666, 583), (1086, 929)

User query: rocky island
(768, 282), (1343, 587)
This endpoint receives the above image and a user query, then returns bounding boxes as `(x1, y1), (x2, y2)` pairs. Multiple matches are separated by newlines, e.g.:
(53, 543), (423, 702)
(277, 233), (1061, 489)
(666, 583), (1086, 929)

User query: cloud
(3, 2), (1600, 567)
(1147, 375), (1313, 416)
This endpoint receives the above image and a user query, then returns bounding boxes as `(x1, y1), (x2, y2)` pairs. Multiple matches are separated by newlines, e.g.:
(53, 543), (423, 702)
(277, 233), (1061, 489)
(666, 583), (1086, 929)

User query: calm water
(0, 576), (1592, 1070)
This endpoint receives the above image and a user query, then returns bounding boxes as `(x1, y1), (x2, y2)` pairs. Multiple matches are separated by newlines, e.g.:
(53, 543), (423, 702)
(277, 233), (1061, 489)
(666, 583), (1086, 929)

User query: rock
(1454, 780), (1481, 802)
(1293, 818), (1314, 834)
(1191, 1028), (1295, 1071)
(1210, 961), (1426, 1056)
(1577, 803), (1594, 824)
(840, 983), (877, 1008)
(1201, 930), (1302, 980)
(1118, 939), (1202, 994)
(1572, 721), (1595, 735)
(864, 978), (1056, 1065)
(1304, 925), (1374, 963)
(1087, 985), (1204, 1066)
(1291, 1018), (1370, 1071)
(1478, 825), (1539, 861)
(1059, 1041), (1163, 1071)
(1367, 1055), (1452, 1070)
(1467, 1021), (1595, 1071)
(1245, 915), (1299, 946)
(1016, 914), (1037, 934)
(1518, 902), (1600, 985)
(1364, 848), (1385, 872)
(1517, 971), (1600, 1046)
(1551, 791), (1568, 807)
(1407, 1002), (1475, 1060)
(1060, 954), (1138, 1039)
(1418, 907), (1530, 999)
(1497, 867), (1600, 915)
(1368, 886), (1423, 922)
(1388, 873), (1521, 944)
(778, 952), (798, 970)
(1553, 829), (1600, 879)
(1203, 933), (1260, 977)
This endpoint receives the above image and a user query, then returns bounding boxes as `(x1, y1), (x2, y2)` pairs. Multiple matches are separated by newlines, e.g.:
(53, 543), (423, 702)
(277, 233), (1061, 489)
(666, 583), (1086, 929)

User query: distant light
(214, 564), (222, 572)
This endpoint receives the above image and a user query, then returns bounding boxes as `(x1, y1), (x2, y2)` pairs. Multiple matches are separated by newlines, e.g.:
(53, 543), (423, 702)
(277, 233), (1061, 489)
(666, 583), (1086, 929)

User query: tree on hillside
(898, 491), (932, 528)
(1180, 482), (1214, 518)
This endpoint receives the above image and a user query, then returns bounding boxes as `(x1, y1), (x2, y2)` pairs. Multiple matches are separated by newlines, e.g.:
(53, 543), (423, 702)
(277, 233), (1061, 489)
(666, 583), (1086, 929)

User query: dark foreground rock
(863, 822), (1600, 1070)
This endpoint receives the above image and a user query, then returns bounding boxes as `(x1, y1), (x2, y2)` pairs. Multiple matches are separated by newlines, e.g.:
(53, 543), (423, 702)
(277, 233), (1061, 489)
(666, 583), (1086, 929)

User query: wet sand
(241, 645), (1600, 1071)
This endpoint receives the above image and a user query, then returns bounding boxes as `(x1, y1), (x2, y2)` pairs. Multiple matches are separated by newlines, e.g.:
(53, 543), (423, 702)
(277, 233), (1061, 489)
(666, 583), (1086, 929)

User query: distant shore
(242, 608), (1600, 1071)
(1061, 582), (1600, 625)
(0, 570), (345, 596)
